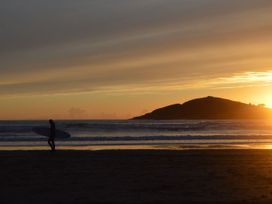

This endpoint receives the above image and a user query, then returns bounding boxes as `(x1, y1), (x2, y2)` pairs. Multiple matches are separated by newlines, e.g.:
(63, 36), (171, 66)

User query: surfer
(48, 119), (56, 151)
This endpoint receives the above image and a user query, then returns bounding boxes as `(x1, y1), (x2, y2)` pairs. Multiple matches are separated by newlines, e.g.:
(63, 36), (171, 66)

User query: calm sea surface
(1, 120), (272, 149)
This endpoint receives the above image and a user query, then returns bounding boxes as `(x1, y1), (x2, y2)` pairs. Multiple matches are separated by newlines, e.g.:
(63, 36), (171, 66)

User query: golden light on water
(263, 144), (272, 150)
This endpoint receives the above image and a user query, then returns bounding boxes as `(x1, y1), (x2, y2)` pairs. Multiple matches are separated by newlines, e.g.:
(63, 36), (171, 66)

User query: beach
(1, 149), (272, 203)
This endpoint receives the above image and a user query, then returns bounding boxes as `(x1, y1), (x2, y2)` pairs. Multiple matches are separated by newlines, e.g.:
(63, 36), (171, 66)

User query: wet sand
(1, 149), (272, 203)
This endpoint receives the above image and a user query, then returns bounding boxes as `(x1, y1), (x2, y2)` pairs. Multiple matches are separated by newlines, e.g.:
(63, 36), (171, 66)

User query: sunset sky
(1, 0), (272, 119)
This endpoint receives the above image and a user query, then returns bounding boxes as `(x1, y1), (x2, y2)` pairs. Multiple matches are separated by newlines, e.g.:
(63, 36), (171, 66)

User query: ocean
(1, 120), (272, 150)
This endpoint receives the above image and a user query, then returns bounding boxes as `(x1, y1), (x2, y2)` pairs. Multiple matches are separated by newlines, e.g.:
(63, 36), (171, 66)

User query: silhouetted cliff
(133, 96), (272, 120)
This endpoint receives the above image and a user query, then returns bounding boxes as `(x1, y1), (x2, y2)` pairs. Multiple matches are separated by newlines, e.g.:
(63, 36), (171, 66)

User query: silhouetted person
(48, 119), (56, 151)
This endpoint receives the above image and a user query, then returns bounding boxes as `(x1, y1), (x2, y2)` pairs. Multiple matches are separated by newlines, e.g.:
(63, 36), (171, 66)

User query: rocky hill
(133, 96), (272, 120)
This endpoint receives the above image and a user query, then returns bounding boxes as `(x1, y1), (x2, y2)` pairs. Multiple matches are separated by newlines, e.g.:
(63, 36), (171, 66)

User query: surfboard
(32, 127), (71, 138)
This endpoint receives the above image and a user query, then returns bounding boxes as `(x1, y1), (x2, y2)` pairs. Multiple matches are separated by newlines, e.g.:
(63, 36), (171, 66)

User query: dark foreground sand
(1, 150), (272, 203)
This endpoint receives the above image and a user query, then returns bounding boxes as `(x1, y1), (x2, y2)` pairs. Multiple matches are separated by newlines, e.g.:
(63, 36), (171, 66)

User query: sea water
(1, 120), (272, 150)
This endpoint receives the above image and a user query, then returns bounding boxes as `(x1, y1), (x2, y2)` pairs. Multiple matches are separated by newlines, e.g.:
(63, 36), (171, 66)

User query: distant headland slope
(133, 96), (272, 120)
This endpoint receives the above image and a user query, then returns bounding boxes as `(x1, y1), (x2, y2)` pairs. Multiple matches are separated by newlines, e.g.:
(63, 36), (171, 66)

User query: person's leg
(48, 139), (53, 151)
(52, 139), (55, 151)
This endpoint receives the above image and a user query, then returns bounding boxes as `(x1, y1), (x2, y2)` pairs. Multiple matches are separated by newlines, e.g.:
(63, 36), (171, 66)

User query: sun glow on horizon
(263, 100), (272, 109)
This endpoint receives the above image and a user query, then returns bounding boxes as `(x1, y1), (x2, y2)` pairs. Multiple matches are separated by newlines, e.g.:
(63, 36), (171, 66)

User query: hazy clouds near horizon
(1, 0), (272, 96)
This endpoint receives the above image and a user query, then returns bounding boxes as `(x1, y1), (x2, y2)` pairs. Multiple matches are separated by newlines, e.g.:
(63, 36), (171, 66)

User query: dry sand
(1, 149), (272, 203)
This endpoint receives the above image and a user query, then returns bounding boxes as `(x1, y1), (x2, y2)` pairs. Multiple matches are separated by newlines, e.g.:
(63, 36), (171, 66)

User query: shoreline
(2, 149), (272, 203)
(1, 143), (272, 151)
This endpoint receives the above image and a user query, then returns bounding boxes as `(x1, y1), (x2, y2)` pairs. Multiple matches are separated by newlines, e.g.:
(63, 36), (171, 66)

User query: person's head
(49, 119), (54, 124)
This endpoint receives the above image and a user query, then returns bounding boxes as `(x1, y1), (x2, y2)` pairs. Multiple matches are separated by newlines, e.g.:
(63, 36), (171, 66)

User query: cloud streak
(1, 69), (272, 99)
